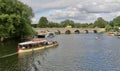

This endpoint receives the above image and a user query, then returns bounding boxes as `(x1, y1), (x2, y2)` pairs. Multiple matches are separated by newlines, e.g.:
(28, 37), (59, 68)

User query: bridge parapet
(33, 28), (105, 34)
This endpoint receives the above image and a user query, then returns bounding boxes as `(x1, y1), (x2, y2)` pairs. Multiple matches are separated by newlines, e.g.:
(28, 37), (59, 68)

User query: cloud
(31, 18), (39, 24)
(19, 0), (80, 13)
(19, 0), (120, 23)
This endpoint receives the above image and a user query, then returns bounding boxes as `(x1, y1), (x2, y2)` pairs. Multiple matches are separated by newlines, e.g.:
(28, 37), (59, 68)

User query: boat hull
(18, 43), (58, 53)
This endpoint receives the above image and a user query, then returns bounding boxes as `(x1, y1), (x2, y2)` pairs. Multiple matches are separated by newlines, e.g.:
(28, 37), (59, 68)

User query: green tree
(0, 0), (34, 41)
(112, 16), (120, 26)
(61, 20), (75, 27)
(113, 26), (119, 32)
(48, 22), (61, 28)
(74, 23), (81, 28)
(80, 23), (89, 28)
(94, 17), (108, 28)
(38, 17), (48, 28)
(31, 24), (38, 28)
(105, 24), (113, 32)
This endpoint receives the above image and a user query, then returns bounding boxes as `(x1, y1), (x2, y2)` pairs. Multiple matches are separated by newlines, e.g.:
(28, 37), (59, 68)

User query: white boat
(17, 39), (58, 53)
(46, 32), (56, 38)
(36, 31), (56, 38)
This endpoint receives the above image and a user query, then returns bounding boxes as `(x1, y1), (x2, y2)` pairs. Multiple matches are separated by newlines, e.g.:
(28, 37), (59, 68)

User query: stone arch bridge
(33, 28), (105, 34)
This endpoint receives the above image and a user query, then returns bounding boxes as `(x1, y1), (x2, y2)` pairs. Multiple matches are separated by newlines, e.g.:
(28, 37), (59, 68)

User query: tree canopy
(112, 16), (120, 26)
(61, 20), (75, 27)
(94, 17), (108, 28)
(34, 17), (109, 28)
(0, 0), (34, 41)
(38, 16), (48, 28)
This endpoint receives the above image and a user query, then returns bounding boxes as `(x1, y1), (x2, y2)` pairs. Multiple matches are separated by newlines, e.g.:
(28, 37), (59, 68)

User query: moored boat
(46, 32), (55, 38)
(17, 39), (58, 53)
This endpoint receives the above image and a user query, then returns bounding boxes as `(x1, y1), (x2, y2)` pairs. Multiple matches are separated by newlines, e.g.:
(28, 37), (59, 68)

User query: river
(0, 34), (120, 71)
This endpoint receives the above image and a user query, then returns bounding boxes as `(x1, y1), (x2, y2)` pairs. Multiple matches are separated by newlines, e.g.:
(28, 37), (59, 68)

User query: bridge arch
(84, 30), (89, 34)
(74, 30), (80, 34)
(65, 30), (71, 34)
(55, 30), (61, 34)
(93, 30), (97, 33)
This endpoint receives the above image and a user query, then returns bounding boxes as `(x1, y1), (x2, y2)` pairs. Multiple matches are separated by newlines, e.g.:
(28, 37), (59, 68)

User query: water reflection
(18, 46), (58, 71)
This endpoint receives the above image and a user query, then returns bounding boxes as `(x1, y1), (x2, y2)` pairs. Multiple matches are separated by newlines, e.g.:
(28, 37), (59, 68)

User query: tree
(94, 17), (108, 28)
(74, 23), (81, 28)
(48, 22), (61, 28)
(0, 0), (34, 41)
(38, 17), (48, 28)
(112, 16), (120, 26)
(105, 24), (113, 32)
(88, 23), (94, 28)
(113, 26), (119, 32)
(61, 20), (75, 27)
(80, 23), (89, 28)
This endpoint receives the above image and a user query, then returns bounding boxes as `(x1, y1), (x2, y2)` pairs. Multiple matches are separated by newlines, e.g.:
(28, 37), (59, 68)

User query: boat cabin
(18, 39), (58, 50)
(18, 39), (46, 50)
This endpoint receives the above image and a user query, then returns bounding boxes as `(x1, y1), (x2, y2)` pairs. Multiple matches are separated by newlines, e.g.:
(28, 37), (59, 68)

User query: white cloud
(31, 18), (39, 24)
(19, 0), (80, 13)
(19, 0), (120, 23)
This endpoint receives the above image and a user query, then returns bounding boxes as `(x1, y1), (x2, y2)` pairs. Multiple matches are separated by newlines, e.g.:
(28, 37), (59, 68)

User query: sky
(19, 0), (120, 24)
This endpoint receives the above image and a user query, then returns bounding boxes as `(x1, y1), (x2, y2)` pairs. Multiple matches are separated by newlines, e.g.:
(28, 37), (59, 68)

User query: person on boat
(27, 45), (30, 49)
(45, 41), (48, 45)
(22, 46), (25, 49)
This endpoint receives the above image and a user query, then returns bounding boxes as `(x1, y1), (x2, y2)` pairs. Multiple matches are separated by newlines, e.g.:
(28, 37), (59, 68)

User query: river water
(0, 34), (120, 71)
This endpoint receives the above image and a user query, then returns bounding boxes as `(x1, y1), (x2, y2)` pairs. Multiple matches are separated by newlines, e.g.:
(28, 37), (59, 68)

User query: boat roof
(18, 39), (46, 46)
(19, 41), (37, 45)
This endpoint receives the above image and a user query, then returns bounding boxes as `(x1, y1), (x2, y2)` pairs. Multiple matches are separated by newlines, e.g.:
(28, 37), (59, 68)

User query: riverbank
(104, 31), (120, 36)
(104, 32), (117, 36)
(0, 37), (32, 42)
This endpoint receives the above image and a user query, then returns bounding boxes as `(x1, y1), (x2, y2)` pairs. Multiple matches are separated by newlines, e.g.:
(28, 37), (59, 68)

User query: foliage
(74, 23), (81, 28)
(113, 26), (119, 32)
(0, 14), (15, 38)
(33, 15), (120, 33)
(34, 17), (109, 28)
(48, 22), (61, 28)
(94, 17), (108, 28)
(61, 20), (75, 27)
(0, 0), (34, 40)
(79, 23), (89, 28)
(112, 16), (120, 26)
(31, 24), (38, 28)
(38, 16), (48, 28)
(105, 24), (113, 32)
